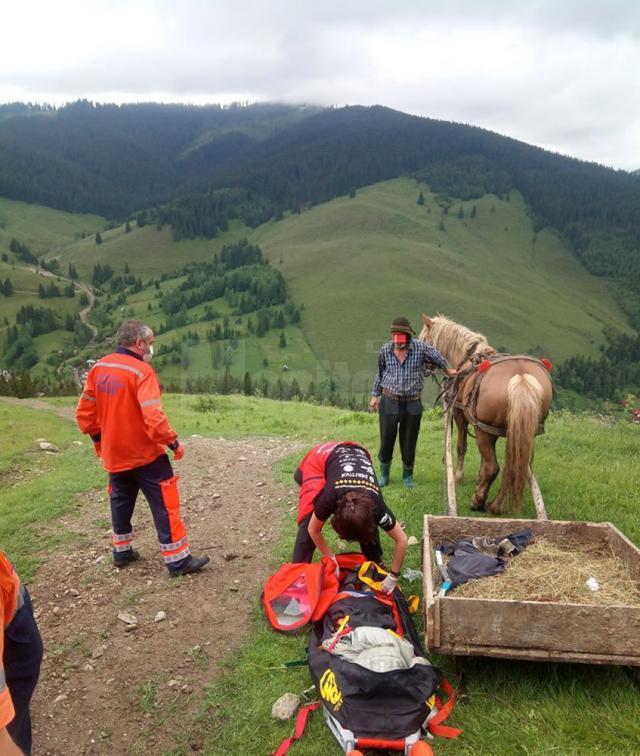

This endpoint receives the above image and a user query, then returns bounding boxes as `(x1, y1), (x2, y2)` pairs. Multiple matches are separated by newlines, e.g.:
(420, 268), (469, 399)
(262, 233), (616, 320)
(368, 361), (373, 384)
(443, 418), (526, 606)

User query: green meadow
(51, 219), (250, 280)
(252, 178), (631, 395)
(2, 178), (632, 399)
(2, 395), (639, 754)
(0, 196), (104, 255)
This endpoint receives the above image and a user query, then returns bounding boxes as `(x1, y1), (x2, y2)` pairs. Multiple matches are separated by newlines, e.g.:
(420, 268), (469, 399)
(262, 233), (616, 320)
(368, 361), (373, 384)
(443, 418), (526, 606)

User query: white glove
(381, 573), (399, 594)
(331, 555), (340, 579)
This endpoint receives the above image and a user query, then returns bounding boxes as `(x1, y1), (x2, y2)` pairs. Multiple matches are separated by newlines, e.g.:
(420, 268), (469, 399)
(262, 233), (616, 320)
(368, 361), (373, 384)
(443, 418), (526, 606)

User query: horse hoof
(470, 499), (485, 511)
(455, 473), (465, 484)
(488, 501), (502, 515)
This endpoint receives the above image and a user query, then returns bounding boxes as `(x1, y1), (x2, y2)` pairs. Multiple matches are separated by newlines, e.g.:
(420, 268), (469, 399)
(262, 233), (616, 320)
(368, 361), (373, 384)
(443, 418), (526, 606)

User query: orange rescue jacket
(76, 349), (178, 472)
(0, 551), (22, 730)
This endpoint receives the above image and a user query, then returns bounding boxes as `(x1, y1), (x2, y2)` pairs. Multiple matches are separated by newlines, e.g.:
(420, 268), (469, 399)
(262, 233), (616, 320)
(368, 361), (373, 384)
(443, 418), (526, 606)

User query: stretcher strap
(272, 701), (320, 756)
(427, 678), (463, 739)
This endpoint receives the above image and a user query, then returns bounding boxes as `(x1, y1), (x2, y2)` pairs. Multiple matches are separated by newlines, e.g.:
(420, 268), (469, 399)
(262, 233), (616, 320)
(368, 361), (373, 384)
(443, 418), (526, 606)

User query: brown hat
(390, 316), (415, 335)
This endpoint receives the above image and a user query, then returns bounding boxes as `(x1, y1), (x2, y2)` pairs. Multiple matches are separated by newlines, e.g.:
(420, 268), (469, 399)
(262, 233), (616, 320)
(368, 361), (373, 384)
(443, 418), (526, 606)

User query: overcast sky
(2, 0), (639, 169)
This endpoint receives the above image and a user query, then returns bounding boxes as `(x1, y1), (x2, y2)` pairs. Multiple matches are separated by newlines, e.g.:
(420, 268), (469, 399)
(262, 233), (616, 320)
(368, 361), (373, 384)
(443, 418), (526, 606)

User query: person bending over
(292, 441), (408, 594)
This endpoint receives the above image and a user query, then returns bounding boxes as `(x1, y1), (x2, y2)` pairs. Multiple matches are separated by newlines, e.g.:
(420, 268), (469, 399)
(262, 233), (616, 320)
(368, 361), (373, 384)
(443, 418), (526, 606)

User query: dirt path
(0, 396), (76, 421)
(29, 436), (302, 755)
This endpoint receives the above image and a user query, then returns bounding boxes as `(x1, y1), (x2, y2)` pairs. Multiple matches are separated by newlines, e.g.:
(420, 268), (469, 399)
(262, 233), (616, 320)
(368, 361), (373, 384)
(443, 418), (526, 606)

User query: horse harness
(443, 351), (551, 438)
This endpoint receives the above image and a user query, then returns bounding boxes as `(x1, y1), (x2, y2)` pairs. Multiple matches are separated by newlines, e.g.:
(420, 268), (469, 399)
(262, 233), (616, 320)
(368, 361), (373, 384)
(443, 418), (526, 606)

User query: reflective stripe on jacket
(76, 350), (177, 472)
(295, 441), (363, 524)
(0, 551), (21, 729)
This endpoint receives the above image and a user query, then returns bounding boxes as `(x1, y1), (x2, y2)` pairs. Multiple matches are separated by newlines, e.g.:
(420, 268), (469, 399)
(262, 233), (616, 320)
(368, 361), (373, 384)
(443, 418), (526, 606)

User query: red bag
(263, 554), (367, 632)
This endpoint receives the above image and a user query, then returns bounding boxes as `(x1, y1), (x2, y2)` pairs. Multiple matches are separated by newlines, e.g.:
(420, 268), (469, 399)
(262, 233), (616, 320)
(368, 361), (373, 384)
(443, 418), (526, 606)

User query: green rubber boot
(379, 462), (391, 487)
(402, 466), (414, 488)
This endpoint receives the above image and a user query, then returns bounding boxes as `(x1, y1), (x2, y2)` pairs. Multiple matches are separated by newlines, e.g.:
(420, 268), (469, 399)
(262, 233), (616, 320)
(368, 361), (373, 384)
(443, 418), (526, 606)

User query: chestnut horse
(419, 314), (553, 514)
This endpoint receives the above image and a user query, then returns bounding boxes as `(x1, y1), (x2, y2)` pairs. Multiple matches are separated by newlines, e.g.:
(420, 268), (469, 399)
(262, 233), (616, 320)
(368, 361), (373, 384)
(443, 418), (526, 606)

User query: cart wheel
(410, 742), (434, 756)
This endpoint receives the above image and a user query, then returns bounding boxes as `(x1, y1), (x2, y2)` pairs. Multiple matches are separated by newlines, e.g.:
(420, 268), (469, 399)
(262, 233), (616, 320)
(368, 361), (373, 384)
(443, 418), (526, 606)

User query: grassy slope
(1, 179), (633, 394)
(0, 262), (77, 320)
(3, 396), (639, 754)
(252, 179), (631, 395)
(119, 283), (325, 387)
(53, 219), (324, 386)
(0, 197), (103, 255)
(0, 198), (103, 360)
(51, 219), (251, 280)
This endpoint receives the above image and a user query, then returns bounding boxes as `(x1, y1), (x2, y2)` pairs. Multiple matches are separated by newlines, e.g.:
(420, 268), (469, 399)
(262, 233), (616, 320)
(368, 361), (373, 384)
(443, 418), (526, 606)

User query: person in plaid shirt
(370, 316), (456, 487)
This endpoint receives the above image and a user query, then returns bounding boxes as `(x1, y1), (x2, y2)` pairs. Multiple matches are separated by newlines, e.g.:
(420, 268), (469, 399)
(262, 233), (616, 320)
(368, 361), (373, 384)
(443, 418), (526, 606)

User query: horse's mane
(424, 314), (494, 366)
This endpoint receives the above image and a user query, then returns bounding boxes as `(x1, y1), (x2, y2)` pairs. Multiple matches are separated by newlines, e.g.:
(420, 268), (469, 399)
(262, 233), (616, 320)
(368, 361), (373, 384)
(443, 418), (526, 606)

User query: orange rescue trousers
(108, 454), (190, 571)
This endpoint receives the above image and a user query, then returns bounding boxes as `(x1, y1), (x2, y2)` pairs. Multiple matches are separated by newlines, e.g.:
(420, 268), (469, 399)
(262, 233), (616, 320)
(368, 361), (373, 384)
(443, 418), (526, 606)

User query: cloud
(1, 0), (639, 168)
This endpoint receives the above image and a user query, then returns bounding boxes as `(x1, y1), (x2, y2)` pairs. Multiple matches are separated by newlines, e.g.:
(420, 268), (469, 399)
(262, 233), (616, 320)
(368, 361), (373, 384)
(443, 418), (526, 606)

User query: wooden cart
(423, 514), (640, 667)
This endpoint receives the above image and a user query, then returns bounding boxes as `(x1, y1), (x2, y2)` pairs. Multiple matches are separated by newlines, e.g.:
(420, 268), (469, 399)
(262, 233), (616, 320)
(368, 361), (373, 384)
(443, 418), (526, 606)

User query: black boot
(169, 554), (210, 578)
(113, 549), (141, 568)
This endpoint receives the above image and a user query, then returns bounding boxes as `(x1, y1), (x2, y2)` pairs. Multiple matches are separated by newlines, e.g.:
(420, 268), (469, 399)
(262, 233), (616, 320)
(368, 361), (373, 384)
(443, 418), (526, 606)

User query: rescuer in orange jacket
(0, 550), (43, 755)
(76, 320), (209, 577)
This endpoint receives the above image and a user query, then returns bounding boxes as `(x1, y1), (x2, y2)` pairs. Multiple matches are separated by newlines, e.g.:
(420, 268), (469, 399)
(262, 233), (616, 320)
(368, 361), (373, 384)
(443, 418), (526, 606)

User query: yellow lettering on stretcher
(319, 669), (343, 711)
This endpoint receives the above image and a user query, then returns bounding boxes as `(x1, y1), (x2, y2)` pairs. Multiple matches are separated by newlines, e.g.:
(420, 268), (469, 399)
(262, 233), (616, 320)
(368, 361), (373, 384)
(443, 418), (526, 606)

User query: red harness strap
(272, 702), (320, 756)
(427, 679), (463, 739)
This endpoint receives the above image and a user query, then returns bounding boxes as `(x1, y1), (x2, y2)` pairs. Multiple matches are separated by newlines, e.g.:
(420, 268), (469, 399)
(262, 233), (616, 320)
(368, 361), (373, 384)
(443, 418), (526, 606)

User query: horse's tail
(502, 373), (544, 512)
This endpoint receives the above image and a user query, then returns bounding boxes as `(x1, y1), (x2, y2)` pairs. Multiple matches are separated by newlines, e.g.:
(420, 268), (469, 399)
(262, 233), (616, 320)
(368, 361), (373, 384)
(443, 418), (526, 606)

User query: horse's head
(420, 312), (451, 359)
(419, 312), (492, 366)
(419, 313), (434, 342)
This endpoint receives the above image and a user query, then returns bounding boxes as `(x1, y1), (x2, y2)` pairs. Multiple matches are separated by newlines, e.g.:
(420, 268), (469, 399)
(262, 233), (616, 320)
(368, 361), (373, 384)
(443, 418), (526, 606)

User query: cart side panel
(423, 514), (436, 649)
(426, 515), (610, 547)
(430, 643), (640, 666)
(606, 522), (640, 580)
(438, 597), (640, 656)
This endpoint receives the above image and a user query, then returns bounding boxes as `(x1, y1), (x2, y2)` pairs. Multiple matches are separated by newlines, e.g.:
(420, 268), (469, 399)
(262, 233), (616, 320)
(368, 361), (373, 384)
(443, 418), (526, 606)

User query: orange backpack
(262, 553), (367, 632)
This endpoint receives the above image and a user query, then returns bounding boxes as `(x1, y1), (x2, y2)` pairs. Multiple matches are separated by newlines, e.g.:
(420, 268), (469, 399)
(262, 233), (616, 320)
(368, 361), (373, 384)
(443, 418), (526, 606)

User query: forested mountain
(2, 100), (640, 298)
(212, 106), (640, 296)
(0, 101), (319, 216)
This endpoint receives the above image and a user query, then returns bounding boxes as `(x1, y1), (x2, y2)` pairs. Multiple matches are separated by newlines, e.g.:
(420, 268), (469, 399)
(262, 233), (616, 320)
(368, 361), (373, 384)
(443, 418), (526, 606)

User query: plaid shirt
(372, 340), (448, 397)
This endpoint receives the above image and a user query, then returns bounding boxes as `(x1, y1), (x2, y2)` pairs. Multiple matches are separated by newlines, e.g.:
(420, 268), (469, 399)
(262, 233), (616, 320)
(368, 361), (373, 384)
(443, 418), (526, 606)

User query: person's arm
(308, 514), (340, 576)
(76, 371), (101, 450)
(0, 728), (22, 755)
(424, 343), (456, 377)
(380, 522), (408, 594)
(136, 372), (179, 448)
(0, 596), (19, 756)
(386, 522), (408, 575)
(370, 349), (385, 411)
(307, 514), (332, 558)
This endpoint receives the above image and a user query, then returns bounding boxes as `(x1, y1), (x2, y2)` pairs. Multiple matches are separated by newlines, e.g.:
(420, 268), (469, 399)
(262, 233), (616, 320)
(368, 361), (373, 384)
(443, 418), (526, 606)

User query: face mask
(143, 343), (154, 363)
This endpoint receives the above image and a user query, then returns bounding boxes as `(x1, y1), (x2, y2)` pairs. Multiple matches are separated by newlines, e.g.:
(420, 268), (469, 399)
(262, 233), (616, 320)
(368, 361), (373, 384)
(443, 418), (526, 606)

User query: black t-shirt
(313, 444), (396, 531)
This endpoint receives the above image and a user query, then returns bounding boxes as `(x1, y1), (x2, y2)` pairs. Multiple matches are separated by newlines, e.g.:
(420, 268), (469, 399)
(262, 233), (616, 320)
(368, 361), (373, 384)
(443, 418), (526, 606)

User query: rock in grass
(38, 441), (60, 452)
(407, 535), (419, 546)
(271, 692), (300, 721)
